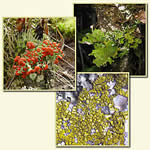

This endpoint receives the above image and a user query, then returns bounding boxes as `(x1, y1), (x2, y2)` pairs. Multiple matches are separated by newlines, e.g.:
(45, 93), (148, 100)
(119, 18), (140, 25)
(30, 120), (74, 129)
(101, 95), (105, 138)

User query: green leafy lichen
(81, 28), (142, 67)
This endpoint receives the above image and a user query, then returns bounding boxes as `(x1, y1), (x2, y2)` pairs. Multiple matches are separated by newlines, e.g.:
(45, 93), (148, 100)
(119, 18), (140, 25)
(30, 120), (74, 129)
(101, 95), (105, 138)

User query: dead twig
(57, 70), (74, 80)
(50, 70), (74, 89)
(6, 73), (16, 89)
(55, 77), (74, 89)
(55, 26), (65, 51)
(60, 59), (75, 69)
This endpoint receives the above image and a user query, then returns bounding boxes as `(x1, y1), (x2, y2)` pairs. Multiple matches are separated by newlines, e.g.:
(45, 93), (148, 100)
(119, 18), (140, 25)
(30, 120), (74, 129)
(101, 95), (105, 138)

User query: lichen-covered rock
(56, 73), (129, 146)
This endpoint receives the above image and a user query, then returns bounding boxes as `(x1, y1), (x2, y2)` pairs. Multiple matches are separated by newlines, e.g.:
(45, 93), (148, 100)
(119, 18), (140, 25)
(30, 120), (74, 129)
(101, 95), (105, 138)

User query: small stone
(107, 80), (116, 89)
(91, 128), (96, 135)
(87, 140), (94, 145)
(67, 103), (74, 112)
(58, 141), (65, 146)
(89, 92), (95, 96)
(74, 137), (78, 143)
(101, 106), (110, 114)
(109, 89), (116, 96)
(113, 95), (128, 111)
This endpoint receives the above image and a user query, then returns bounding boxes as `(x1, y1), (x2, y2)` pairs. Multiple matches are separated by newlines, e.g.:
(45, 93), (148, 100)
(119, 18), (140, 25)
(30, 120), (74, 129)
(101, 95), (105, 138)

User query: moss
(56, 73), (129, 146)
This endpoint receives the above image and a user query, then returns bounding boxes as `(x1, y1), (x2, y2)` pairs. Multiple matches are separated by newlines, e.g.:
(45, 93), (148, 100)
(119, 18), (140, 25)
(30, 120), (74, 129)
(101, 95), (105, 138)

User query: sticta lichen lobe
(56, 73), (128, 146)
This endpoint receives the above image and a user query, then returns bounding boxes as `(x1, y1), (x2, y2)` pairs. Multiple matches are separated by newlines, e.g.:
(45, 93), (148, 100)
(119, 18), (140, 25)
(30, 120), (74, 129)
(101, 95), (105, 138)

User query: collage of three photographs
(2, 3), (147, 147)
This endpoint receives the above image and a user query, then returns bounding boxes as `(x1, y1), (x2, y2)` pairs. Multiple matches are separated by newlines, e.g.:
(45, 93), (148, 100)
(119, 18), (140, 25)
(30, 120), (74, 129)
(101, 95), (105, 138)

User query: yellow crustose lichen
(56, 74), (128, 146)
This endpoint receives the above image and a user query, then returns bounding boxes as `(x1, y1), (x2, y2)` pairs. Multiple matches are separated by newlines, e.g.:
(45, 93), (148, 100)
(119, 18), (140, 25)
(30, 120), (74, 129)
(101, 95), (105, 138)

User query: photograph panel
(56, 72), (129, 147)
(3, 17), (76, 91)
(74, 4), (147, 77)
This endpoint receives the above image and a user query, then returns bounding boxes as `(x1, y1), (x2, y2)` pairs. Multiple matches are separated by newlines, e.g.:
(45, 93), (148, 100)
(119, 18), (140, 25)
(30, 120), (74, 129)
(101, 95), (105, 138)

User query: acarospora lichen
(56, 73), (129, 146)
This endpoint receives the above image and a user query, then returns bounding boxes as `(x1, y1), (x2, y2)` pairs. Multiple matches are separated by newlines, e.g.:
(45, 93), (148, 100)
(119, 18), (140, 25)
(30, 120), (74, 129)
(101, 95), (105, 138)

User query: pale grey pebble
(77, 108), (82, 113)
(107, 80), (116, 89)
(89, 92), (96, 96)
(107, 80), (116, 96)
(101, 106), (110, 114)
(91, 128), (96, 135)
(108, 89), (116, 96)
(124, 132), (128, 145)
(113, 95), (128, 111)
(67, 103), (74, 112)
(56, 92), (78, 103)
(77, 74), (98, 91)
(87, 140), (94, 145)
(58, 141), (65, 146)
(88, 74), (99, 82)
(74, 137), (78, 143)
